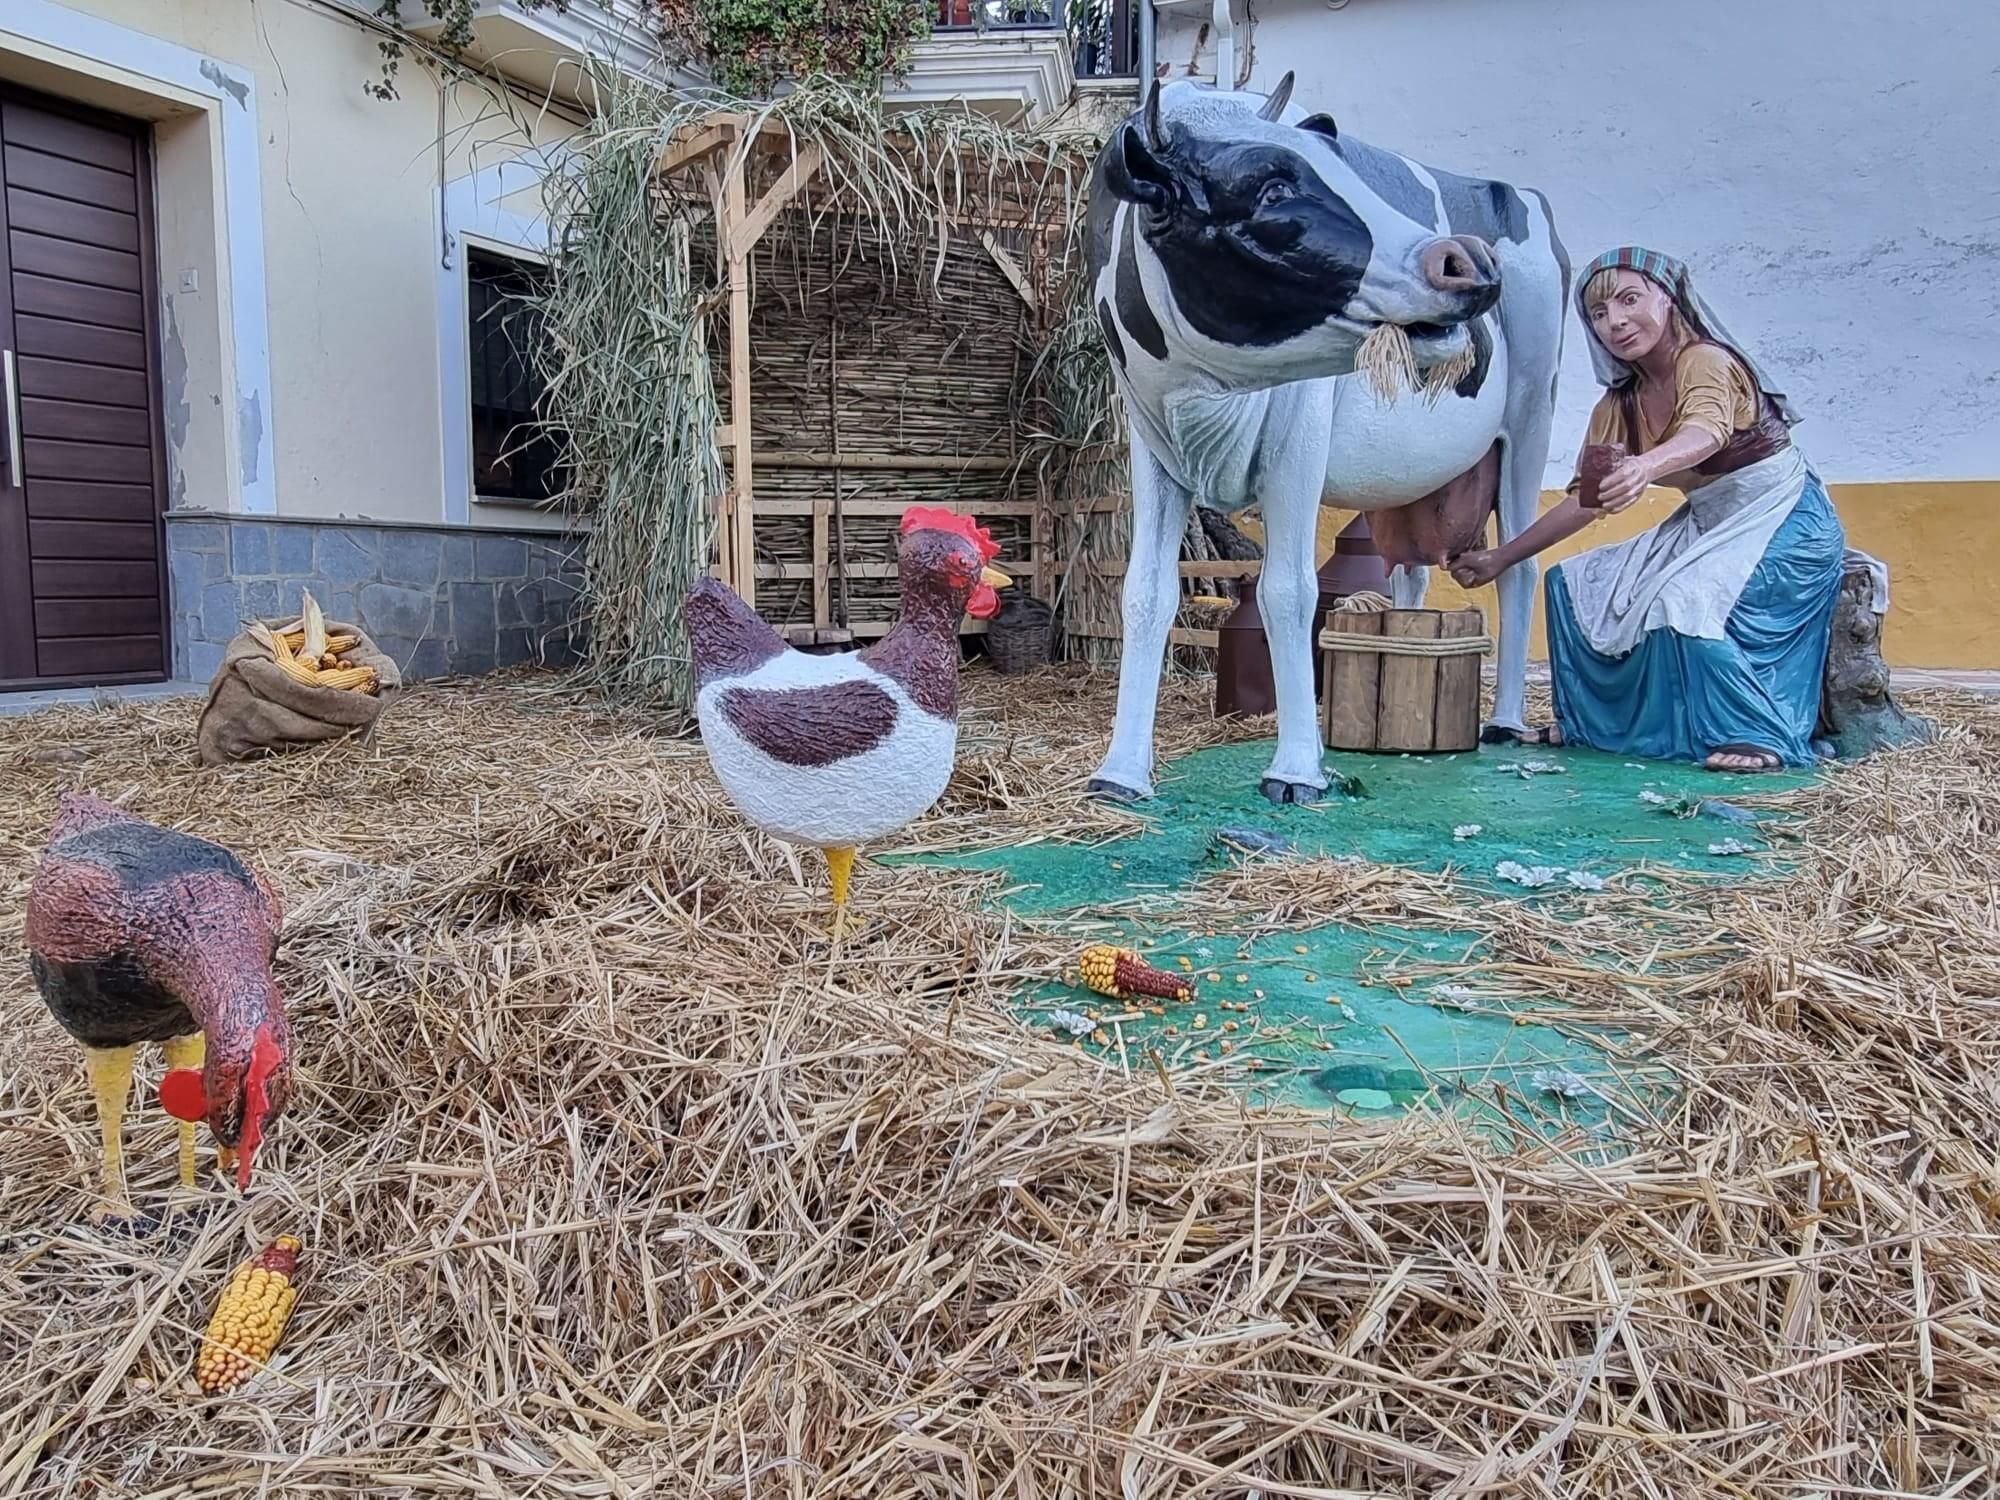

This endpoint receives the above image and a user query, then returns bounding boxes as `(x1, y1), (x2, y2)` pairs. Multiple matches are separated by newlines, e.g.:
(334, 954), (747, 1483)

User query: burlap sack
(195, 617), (402, 766)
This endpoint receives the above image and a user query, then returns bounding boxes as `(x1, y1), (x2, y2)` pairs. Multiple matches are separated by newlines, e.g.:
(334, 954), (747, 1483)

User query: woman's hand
(1596, 456), (1656, 512)
(1447, 549), (1509, 589)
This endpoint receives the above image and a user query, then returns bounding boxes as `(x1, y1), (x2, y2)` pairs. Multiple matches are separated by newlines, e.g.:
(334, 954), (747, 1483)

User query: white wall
(1156, 0), (1998, 486)
(4, 0), (583, 525)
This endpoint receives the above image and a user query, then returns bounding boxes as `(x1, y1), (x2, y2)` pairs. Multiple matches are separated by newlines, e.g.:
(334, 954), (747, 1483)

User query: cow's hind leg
(1088, 446), (1192, 802)
(1488, 190), (1568, 738)
(1388, 561), (1430, 610)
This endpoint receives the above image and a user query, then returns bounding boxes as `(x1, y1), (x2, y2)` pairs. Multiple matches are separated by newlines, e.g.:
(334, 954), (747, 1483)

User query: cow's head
(1102, 75), (1499, 382)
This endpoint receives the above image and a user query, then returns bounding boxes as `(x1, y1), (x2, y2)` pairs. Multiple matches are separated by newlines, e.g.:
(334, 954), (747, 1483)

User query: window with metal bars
(467, 246), (565, 504)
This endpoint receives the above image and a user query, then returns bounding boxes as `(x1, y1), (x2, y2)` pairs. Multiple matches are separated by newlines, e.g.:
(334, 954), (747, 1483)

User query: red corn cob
(1077, 944), (1197, 1003)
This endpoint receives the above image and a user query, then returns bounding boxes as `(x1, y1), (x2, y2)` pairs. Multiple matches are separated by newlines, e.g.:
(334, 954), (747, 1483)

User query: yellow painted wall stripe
(1287, 481), (1998, 670)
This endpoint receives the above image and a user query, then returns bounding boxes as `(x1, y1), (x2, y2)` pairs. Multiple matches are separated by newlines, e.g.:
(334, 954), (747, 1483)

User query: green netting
(921, 741), (1810, 914)
(904, 740), (1814, 1137)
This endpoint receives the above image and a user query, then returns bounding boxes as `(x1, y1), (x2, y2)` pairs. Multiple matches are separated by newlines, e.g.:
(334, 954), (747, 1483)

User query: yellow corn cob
(314, 665), (379, 693)
(277, 629), (306, 654)
(324, 634), (358, 654)
(319, 652), (342, 670)
(271, 653), (322, 686)
(196, 1236), (302, 1394)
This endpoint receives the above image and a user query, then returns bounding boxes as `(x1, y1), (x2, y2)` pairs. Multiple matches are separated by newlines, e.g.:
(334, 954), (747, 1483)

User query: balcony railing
(932, 0), (1137, 78)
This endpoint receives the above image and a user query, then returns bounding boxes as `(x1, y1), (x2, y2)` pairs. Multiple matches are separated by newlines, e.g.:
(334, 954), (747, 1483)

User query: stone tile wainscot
(167, 513), (586, 685)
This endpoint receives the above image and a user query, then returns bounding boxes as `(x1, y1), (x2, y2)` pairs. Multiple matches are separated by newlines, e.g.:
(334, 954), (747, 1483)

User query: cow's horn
(1257, 71), (1295, 121)
(1142, 80), (1164, 148)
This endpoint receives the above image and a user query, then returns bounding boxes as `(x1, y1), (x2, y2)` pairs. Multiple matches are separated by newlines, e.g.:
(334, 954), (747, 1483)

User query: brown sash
(1617, 341), (1791, 480)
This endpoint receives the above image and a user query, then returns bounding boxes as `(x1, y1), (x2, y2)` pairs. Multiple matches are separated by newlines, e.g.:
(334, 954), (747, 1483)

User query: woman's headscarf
(1576, 246), (1801, 427)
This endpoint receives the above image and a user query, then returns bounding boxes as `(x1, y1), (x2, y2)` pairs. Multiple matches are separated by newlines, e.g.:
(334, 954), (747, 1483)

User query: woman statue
(1449, 247), (1860, 772)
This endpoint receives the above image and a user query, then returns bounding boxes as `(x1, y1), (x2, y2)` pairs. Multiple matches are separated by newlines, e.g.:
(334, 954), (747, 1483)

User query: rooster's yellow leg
(81, 1045), (139, 1221)
(826, 847), (856, 940)
(162, 1034), (205, 1189)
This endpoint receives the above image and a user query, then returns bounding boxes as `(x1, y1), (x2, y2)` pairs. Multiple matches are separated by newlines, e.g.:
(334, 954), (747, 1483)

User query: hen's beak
(980, 567), (1011, 589)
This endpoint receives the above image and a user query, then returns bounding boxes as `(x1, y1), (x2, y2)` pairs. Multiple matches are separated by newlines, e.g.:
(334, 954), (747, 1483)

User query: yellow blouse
(1569, 342), (1763, 496)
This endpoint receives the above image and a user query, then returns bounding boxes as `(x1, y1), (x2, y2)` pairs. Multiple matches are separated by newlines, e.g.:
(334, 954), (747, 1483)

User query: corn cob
(1077, 944), (1197, 1004)
(196, 1236), (302, 1394)
(271, 653), (324, 687)
(314, 665), (379, 694)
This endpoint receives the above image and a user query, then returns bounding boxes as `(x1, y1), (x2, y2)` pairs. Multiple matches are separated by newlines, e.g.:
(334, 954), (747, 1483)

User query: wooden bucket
(1320, 603), (1489, 753)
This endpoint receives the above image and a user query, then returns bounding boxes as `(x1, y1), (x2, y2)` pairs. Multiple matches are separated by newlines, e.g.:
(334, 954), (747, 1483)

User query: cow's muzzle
(1418, 235), (1501, 318)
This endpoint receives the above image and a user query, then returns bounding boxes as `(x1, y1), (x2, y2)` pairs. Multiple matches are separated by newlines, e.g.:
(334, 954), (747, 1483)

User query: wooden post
(722, 136), (756, 594)
(811, 498), (832, 633)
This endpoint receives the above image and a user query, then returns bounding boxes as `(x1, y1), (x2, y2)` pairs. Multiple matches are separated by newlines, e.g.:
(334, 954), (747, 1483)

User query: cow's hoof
(1259, 778), (1327, 806)
(1086, 778), (1150, 805)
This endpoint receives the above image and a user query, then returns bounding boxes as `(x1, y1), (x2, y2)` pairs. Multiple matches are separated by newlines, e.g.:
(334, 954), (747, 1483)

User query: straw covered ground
(1, 667), (1997, 1498)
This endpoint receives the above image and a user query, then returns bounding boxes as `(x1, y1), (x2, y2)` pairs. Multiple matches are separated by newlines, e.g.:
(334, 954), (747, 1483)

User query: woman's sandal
(1481, 724), (1565, 747)
(1705, 742), (1782, 772)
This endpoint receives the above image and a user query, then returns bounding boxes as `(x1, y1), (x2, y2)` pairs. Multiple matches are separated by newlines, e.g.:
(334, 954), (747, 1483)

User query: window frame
(460, 238), (563, 509)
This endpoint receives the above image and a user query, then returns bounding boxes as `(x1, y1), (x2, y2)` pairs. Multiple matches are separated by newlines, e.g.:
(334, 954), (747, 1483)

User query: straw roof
(1, 670), (1995, 1495)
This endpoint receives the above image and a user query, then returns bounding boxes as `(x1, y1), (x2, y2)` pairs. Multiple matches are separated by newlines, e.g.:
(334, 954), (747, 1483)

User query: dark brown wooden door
(0, 86), (169, 689)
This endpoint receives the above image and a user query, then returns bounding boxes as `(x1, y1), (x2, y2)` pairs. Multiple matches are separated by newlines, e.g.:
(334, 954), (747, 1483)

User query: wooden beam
(755, 560), (1039, 582)
(657, 121), (736, 176)
(810, 499), (831, 631)
(723, 145), (756, 593)
(725, 450), (1018, 473)
(752, 498), (1040, 518)
(731, 143), (825, 260)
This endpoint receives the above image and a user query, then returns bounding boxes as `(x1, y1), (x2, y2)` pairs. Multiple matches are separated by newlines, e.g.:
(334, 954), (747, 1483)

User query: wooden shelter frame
(650, 107), (1094, 641)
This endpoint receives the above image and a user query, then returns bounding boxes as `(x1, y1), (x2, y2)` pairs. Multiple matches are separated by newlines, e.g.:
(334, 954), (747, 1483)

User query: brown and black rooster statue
(25, 793), (294, 1222)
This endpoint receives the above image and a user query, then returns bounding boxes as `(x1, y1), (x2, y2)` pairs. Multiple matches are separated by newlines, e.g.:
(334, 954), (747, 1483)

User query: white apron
(1561, 448), (1812, 658)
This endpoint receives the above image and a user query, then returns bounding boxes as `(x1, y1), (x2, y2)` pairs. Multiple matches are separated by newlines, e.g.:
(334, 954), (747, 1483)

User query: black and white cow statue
(1085, 74), (1570, 804)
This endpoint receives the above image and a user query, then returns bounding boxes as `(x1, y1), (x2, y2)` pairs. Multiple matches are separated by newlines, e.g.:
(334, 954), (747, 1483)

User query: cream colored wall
(1266, 481), (2000, 671)
(14, 0), (578, 525)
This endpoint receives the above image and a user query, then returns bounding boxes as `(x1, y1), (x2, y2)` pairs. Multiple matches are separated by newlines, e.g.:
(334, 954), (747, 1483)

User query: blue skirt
(1545, 476), (1846, 766)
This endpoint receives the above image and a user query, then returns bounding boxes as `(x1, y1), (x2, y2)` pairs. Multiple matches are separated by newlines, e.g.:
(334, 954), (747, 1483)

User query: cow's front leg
(1088, 450), (1192, 803)
(1253, 487), (1330, 807)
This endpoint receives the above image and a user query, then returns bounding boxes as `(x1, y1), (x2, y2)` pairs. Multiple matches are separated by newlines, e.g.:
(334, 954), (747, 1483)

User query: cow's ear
(1299, 112), (1339, 142)
(1106, 122), (1174, 211)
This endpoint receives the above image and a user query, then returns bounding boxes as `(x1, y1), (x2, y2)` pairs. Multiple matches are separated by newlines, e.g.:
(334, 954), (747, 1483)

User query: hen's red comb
(901, 506), (998, 564)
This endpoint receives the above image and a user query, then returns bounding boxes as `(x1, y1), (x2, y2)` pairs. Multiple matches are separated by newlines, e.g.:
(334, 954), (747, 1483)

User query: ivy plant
(642, 0), (934, 97)
(368, 0), (570, 99)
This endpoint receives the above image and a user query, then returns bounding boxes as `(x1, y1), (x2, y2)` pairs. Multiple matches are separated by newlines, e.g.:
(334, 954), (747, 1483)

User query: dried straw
(1356, 321), (1480, 403)
(1, 671), (1997, 1496)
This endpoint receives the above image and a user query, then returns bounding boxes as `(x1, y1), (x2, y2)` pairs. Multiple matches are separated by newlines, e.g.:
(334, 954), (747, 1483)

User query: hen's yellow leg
(162, 1034), (205, 1190)
(826, 847), (856, 941)
(81, 1045), (139, 1221)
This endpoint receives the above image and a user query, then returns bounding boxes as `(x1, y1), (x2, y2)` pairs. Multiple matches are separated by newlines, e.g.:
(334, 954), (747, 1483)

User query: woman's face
(1587, 269), (1676, 363)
